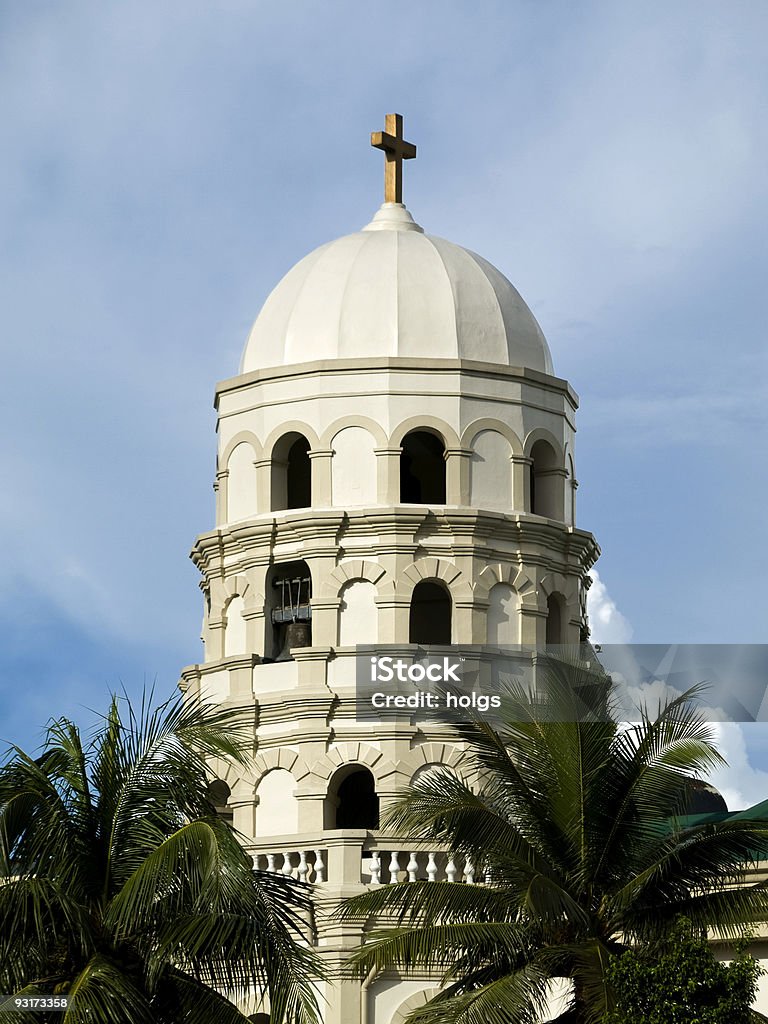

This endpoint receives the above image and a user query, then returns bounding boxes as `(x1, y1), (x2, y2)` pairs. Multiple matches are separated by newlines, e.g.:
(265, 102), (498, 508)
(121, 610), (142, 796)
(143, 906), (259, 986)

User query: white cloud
(601, 653), (768, 813)
(587, 570), (633, 644)
(707, 722), (768, 812)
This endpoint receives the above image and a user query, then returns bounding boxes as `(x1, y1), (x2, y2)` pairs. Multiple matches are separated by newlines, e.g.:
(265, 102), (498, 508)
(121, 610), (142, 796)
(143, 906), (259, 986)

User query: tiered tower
(180, 115), (599, 1024)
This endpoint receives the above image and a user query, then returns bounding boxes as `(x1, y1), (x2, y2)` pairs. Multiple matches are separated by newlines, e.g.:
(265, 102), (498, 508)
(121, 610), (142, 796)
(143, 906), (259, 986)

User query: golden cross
(371, 113), (417, 204)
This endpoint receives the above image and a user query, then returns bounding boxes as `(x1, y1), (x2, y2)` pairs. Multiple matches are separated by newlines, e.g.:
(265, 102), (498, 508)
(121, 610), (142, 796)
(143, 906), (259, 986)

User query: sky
(0, 2), (766, 801)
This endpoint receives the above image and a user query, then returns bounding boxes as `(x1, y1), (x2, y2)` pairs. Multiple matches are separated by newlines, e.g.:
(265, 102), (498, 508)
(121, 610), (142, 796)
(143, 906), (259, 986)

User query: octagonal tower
(180, 117), (599, 1024)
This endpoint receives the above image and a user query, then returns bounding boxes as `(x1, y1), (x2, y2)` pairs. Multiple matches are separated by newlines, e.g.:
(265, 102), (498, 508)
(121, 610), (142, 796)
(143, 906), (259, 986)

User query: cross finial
(371, 113), (416, 204)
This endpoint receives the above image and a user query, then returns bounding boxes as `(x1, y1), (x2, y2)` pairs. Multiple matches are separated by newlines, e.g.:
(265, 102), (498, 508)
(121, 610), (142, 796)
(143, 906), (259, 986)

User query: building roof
(240, 202), (554, 374)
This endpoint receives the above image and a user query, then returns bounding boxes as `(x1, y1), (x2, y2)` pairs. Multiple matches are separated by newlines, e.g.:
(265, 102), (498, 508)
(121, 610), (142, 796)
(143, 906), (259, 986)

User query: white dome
(240, 203), (554, 375)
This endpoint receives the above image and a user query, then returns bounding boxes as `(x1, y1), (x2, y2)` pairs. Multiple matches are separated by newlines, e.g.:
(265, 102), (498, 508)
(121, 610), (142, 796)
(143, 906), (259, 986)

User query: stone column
(520, 604), (547, 646)
(444, 447), (472, 505)
(310, 597), (342, 648)
(254, 457), (273, 513)
(214, 469), (228, 525)
(375, 595), (411, 644)
(244, 563), (268, 656)
(295, 784), (326, 831)
(511, 454), (532, 512)
(453, 597), (477, 644)
(570, 475), (579, 526)
(374, 446), (403, 504)
(309, 448), (334, 507)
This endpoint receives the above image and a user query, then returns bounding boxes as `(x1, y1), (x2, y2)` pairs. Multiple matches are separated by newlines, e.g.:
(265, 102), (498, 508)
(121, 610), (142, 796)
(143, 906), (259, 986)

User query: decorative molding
(252, 747), (311, 786)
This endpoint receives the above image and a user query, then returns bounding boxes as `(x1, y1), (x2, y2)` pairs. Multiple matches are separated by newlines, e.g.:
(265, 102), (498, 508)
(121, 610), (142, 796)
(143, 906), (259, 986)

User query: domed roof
(240, 203), (554, 375)
(684, 779), (728, 816)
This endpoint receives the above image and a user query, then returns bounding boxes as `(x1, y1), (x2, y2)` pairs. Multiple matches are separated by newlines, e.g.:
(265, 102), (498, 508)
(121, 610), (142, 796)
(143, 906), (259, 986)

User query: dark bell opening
(409, 580), (451, 645)
(286, 437), (311, 509)
(335, 768), (380, 829)
(400, 431), (446, 504)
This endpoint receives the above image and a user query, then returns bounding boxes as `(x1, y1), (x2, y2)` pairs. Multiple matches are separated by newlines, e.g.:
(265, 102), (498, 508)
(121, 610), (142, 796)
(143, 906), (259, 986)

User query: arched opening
(325, 766), (379, 830)
(400, 430), (446, 504)
(529, 439), (564, 519)
(265, 560), (312, 660)
(409, 580), (452, 645)
(271, 432), (311, 511)
(546, 593), (566, 645)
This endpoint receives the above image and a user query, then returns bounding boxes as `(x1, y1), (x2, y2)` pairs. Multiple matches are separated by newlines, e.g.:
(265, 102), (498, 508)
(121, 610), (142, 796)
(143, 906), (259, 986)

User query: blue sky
(0, 2), (766, 799)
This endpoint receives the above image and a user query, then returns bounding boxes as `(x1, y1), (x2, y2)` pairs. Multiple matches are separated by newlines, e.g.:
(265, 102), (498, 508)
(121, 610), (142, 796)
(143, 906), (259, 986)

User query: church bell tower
(180, 114), (599, 1023)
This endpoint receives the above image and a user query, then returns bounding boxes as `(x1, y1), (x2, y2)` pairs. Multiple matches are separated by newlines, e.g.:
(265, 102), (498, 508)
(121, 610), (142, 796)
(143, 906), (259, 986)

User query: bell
(276, 620), (312, 661)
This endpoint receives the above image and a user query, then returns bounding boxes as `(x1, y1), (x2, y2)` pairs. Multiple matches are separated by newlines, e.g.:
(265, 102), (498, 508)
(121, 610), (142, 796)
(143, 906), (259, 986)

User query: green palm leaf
(341, 654), (768, 1024)
(0, 689), (321, 1024)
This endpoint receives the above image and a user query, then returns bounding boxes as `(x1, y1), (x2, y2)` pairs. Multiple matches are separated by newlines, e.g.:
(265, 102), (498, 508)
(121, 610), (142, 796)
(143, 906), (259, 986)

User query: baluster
(282, 851), (293, 877)
(426, 852), (438, 882)
(446, 854), (457, 882)
(297, 850), (308, 882)
(464, 855), (475, 884)
(369, 850), (381, 884)
(314, 849), (325, 884)
(407, 852), (419, 882)
(388, 851), (400, 883)
(266, 853), (276, 873)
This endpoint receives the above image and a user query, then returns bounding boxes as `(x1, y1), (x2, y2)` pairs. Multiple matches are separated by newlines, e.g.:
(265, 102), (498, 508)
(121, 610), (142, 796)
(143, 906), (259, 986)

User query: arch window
(546, 593), (566, 645)
(271, 432), (311, 511)
(265, 560), (312, 660)
(325, 766), (379, 830)
(409, 580), (452, 645)
(400, 430), (446, 504)
(529, 439), (564, 519)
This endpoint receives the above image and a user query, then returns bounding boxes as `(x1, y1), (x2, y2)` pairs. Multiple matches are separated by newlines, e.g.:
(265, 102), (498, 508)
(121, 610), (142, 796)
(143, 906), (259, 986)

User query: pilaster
(309, 448), (334, 507)
(374, 447), (402, 504)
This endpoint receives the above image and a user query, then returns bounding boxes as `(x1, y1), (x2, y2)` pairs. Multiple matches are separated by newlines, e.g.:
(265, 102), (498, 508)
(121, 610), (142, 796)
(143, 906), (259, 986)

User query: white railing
(252, 848), (327, 883)
(247, 832), (488, 886)
(364, 849), (483, 884)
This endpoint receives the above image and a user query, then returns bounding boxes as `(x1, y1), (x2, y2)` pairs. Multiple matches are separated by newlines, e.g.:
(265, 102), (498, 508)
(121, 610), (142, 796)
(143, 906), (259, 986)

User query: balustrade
(250, 839), (484, 886)
(253, 848), (326, 883)
(364, 848), (481, 884)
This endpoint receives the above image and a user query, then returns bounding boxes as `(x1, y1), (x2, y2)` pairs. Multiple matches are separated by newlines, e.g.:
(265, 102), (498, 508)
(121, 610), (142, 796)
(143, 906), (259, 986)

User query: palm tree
(340, 654), (768, 1024)
(0, 691), (323, 1024)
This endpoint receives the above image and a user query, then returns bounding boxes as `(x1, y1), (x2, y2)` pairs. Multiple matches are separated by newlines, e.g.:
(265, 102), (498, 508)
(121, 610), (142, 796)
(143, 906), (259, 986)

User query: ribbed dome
(240, 203), (553, 375)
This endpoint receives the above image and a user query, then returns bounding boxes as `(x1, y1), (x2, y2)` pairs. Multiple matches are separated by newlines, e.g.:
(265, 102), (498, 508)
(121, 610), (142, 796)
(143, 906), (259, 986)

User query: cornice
(214, 356), (579, 412)
(190, 507), (600, 577)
